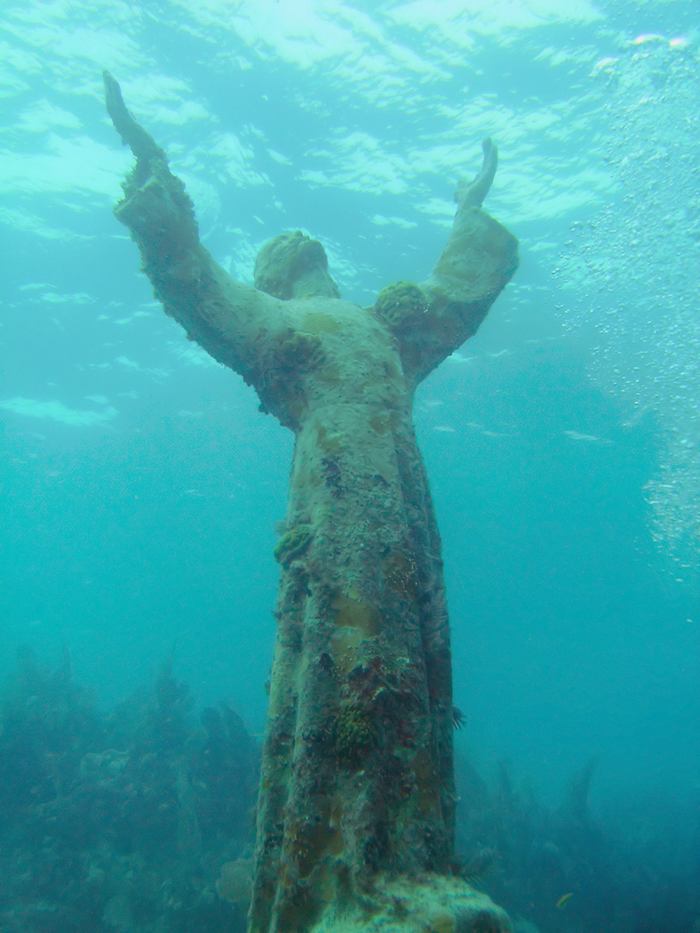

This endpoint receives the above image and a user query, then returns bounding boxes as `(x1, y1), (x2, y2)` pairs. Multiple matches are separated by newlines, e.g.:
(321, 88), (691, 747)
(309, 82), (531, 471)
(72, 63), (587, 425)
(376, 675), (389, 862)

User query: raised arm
(103, 72), (284, 389)
(372, 139), (518, 385)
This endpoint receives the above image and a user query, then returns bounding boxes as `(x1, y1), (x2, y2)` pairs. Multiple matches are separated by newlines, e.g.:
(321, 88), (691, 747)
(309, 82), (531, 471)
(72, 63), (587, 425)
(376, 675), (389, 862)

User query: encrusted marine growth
(373, 280), (428, 327)
(334, 701), (376, 765)
(273, 525), (312, 567)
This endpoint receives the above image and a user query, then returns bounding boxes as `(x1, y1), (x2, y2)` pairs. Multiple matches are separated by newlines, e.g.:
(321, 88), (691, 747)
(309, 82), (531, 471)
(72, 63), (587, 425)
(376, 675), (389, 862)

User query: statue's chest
(294, 306), (406, 409)
(260, 300), (407, 428)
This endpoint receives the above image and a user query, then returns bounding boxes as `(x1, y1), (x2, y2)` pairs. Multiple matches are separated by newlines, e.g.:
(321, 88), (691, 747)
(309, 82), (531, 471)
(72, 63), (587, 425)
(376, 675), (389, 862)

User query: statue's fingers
(102, 70), (163, 163)
(481, 138), (498, 176)
(103, 71), (128, 134)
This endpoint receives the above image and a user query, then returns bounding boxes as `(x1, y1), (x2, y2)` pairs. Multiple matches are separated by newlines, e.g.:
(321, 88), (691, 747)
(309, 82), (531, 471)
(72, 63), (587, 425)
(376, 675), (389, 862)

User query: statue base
(310, 873), (511, 932)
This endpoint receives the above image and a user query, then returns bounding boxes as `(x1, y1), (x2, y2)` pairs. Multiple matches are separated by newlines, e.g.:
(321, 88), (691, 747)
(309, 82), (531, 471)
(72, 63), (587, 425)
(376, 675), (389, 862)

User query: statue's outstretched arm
(103, 72), (282, 383)
(373, 140), (518, 385)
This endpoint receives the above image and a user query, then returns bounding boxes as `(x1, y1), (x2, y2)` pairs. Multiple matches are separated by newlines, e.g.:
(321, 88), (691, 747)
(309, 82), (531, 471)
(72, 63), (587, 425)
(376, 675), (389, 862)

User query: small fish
(556, 892), (574, 909)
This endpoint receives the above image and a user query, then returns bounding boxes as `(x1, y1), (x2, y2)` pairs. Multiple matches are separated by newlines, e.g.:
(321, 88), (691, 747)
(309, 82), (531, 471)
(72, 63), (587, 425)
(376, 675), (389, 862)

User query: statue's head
(254, 231), (340, 300)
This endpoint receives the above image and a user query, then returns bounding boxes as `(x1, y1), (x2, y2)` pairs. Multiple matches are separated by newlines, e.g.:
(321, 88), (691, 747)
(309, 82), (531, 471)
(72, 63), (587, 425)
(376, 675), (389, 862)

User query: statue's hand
(104, 71), (199, 249)
(455, 138), (498, 210)
(103, 71), (165, 169)
(115, 175), (171, 233)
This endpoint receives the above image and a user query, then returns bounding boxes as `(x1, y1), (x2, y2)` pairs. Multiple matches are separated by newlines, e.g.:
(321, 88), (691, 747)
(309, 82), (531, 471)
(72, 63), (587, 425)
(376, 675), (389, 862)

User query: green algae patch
(369, 414), (389, 435)
(274, 524), (312, 566)
(315, 363), (342, 389)
(332, 595), (380, 636)
(413, 748), (441, 817)
(330, 595), (380, 675)
(301, 311), (342, 335)
(330, 626), (366, 677)
(316, 424), (345, 454)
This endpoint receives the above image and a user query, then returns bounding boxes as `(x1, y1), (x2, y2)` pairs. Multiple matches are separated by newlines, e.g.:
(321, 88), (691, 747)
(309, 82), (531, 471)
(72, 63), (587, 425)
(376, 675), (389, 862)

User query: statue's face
(254, 231), (340, 300)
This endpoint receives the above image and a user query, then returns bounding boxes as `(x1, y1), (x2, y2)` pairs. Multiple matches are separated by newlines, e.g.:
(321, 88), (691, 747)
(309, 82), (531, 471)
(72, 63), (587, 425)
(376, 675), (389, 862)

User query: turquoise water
(1, 1), (699, 928)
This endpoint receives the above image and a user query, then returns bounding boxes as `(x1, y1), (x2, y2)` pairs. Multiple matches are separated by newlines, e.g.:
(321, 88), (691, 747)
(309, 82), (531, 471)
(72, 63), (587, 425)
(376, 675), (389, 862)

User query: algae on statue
(103, 71), (518, 932)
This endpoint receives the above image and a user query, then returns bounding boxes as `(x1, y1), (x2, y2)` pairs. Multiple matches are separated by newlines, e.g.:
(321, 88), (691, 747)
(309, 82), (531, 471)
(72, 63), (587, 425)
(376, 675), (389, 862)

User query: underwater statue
(104, 72), (518, 932)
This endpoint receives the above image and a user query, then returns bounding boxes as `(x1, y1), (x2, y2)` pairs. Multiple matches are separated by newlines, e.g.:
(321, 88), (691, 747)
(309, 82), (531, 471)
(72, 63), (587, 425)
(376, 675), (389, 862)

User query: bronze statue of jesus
(104, 71), (518, 932)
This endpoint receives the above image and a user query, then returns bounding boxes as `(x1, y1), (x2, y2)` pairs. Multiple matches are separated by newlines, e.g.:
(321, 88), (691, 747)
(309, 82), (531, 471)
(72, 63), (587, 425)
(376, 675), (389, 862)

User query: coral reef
(455, 754), (700, 932)
(0, 652), (258, 933)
